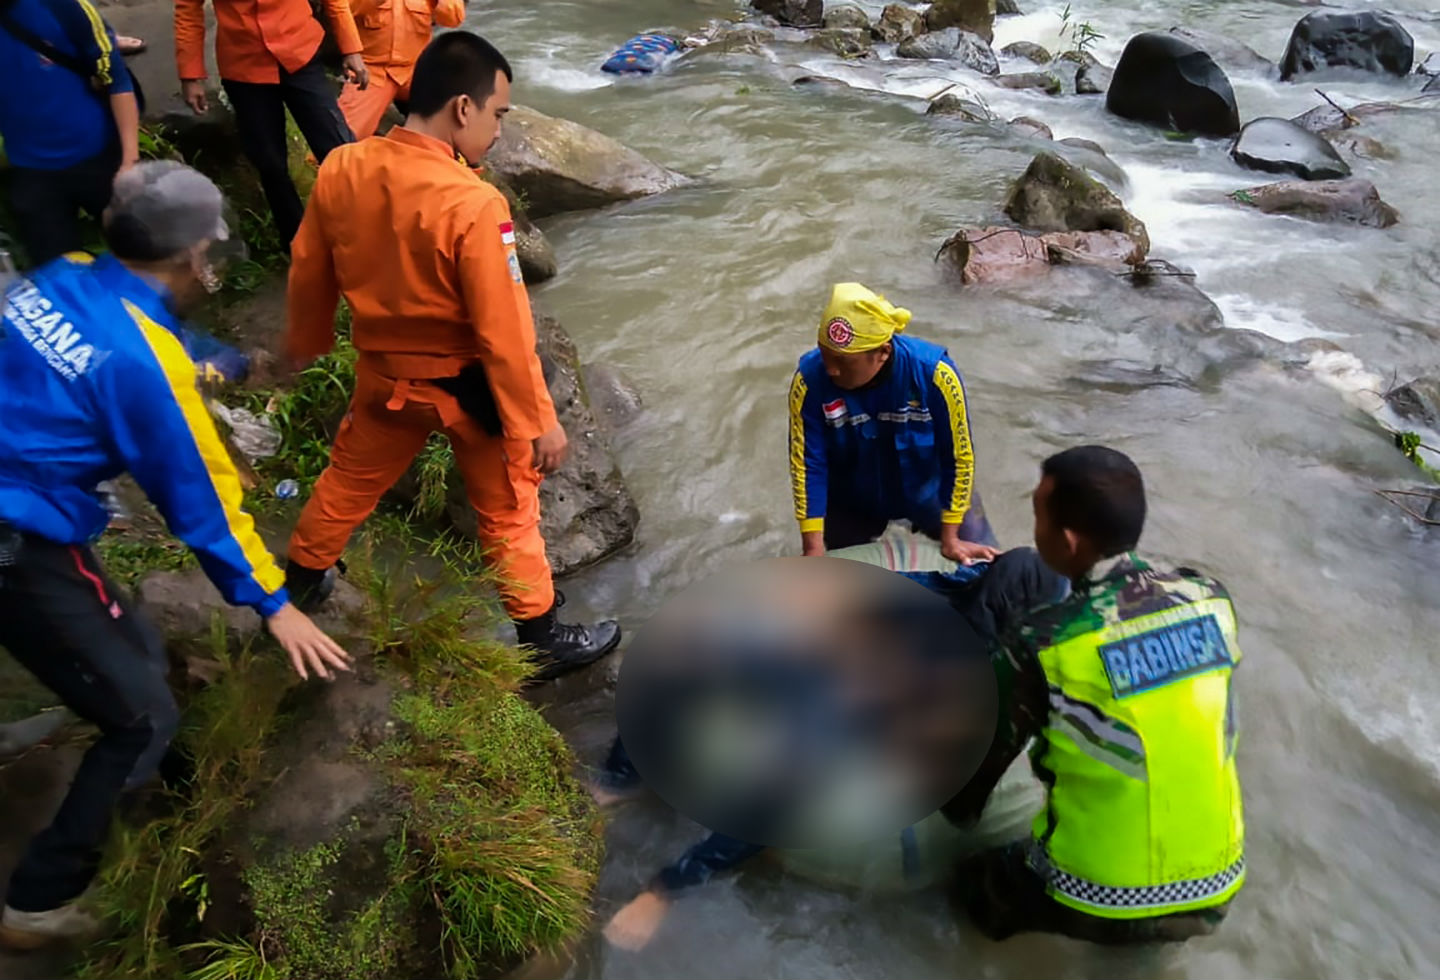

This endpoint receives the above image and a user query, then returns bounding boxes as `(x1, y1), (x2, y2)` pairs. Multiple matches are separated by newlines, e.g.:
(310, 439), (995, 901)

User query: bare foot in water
(603, 891), (670, 951)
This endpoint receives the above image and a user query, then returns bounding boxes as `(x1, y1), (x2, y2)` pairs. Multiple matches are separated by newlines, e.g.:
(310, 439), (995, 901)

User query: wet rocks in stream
(1001, 41), (1052, 64)
(1385, 377), (1440, 429)
(939, 226), (1144, 284)
(991, 70), (1062, 93)
(1003, 150), (1150, 255)
(1075, 59), (1113, 94)
(925, 93), (995, 121)
(925, 0), (996, 43)
(1166, 26), (1275, 74)
(806, 27), (873, 57)
(1279, 10), (1414, 80)
(1230, 117), (1350, 180)
(751, 0), (822, 28)
(1009, 116), (1053, 139)
(898, 28), (998, 74)
(873, 3), (925, 43)
(1232, 178), (1398, 227)
(822, 4), (870, 31)
(1106, 31), (1239, 137)
(485, 105), (686, 219)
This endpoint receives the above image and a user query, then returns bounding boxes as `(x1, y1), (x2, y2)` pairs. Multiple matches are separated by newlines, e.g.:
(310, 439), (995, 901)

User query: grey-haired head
(103, 161), (231, 262)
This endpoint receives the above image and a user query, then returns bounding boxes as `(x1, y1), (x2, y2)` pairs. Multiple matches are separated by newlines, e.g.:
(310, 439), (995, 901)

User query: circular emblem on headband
(826, 317), (854, 348)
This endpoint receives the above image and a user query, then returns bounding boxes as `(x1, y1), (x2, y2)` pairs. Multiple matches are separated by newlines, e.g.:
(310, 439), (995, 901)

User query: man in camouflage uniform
(943, 445), (1246, 944)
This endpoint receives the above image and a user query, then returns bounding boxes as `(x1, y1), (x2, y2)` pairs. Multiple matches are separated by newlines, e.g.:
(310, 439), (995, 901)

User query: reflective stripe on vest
(1033, 594), (1246, 919)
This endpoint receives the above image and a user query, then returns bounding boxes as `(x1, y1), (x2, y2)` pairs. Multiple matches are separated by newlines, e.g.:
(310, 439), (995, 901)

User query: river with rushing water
(471, 1), (1440, 977)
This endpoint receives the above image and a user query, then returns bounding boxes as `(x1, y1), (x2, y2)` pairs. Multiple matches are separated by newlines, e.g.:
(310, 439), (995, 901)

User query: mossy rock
(1003, 150), (1150, 256)
(81, 562), (602, 980)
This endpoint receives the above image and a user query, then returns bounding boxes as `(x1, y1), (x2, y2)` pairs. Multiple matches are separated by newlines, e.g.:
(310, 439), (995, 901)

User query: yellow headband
(817, 282), (912, 354)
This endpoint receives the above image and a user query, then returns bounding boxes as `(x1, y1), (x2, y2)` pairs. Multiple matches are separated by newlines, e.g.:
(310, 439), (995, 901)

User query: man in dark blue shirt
(0, 0), (140, 265)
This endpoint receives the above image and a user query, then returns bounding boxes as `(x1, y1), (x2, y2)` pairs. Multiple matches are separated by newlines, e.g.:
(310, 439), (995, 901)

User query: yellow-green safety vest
(1030, 594), (1245, 918)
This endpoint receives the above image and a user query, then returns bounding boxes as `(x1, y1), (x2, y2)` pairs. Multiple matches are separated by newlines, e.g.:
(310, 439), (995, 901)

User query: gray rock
(925, 0), (996, 42)
(1280, 10), (1414, 80)
(823, 4), (870, 30)
(1166, 26), (1275, 73)
(925, 94), (996, 122)
(1009, 116), (1053, 139)
(991, 71), (1062, 93)
(582, 364), (644, 430)
(1290, 100), (1404, 133)
(873, 4), (925, 43)
(435, 316), (639, 576)
(806, 26), (873, 57)
(1001, 41), (1052, 63)
(1231, 117), (1350, 181)
(684, 24), (776, 59)
(955, 30), (1000, 74)
(793, 74), (853, 88)
(486, 175), (557, 284)
(1004, 150), (1149, 255)
(898, 27), (960, 60)
(1385, 377), (1440, 428)
(486, 105), (686, 219)
(1055, 138), (1130, 191)
(1058, 136), (1109, 156)
(1232, 178), (1398, 227)
(753, 0), (823, 27)
(1075, 59), (1113, 93)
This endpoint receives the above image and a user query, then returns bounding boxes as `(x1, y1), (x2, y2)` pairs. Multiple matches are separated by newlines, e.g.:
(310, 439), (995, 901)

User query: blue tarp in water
(601, 34), (680, 75)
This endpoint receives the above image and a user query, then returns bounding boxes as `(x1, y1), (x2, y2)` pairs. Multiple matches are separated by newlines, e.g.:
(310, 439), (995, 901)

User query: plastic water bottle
(275, 479), (299, 500)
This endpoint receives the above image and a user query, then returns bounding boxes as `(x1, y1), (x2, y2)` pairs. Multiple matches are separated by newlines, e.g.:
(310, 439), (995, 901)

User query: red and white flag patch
(499, 220), (516, 246)
(822, 398), (846, 421)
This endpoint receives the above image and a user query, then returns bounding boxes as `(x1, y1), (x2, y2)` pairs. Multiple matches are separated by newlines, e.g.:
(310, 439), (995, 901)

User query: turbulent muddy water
(477, 1), (1440, 977)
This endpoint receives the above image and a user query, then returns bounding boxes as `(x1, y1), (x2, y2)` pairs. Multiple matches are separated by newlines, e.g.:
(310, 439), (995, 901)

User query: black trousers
(0, 533), (178, 912)
(222, 57), (354, 248)
(6, 145), (119, 267)
(954, 841), (1228, 944)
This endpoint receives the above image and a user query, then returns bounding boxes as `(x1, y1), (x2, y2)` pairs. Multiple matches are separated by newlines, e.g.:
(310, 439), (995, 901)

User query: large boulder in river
(1232, 178), (1397, 227)
(1167, 26), (1275, 74)
(752, 0), (822, 27)
(898, 28), (998, 74)
(823, 4), (870, 30)
(484, 173), (557, 284)
(925, 0), (996, 43)
(1279, 11), (1413, 80)
(806, 27), (873, 57)
(1230, 117), (1350, 180)
(874, 4), (925, 42)
(486, 106), (686, 219)
(1001, 41), (1052, 63)
(1106, 31), (1239, 137)
(926, 94), (996, 122)
(1226, 177), (1393, 227)
(939, 226), (1143, 284)
(1003, 151), (1150, 255)
(389, 316), (639, 576)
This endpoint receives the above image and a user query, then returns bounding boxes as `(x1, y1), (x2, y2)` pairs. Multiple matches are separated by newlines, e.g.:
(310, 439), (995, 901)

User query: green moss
(94, 530), (198, 590)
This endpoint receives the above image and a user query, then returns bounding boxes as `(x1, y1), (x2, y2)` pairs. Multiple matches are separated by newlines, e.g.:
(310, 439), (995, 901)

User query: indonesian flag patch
(499, 220), (517, 246)
(822, 398), (847, 422)
(501, 220), (522, 282)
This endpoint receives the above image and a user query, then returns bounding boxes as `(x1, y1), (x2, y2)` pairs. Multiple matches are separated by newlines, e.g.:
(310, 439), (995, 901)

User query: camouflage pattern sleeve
(940, 627), (1047, 827)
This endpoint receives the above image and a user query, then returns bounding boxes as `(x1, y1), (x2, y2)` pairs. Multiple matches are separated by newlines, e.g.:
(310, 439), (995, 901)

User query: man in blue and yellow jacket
(788, 283), (998, 562)
(0, 161), (350, 951)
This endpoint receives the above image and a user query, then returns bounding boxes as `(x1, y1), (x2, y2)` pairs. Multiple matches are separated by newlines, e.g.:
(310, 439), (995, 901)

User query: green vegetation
(1394, 430), (1440, 482)
(78, 537), (598, 980)
(94, 531), (197, 590)
(1057, 3), (1105, 58)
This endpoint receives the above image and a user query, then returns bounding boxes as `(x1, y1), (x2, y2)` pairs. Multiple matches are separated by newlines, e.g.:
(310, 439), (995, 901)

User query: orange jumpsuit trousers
(287, 364), (554, 620)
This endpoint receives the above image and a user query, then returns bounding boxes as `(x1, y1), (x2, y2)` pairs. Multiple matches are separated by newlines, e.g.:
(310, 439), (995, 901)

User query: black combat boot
(283, 559), (340, 613)
(513, 592), (621, 682)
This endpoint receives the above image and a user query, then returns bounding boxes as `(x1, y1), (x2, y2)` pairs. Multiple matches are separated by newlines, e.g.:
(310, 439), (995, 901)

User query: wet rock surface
(1280, 10), (1414, 80)
(1003, 151), (1150, 255)
(925, 0), (996, 42)
(1231, 117), (1350, 181)
(1106, 31), (1240, 136)
(752, 0), (823, 28)
(1233, 178), (1398, 227)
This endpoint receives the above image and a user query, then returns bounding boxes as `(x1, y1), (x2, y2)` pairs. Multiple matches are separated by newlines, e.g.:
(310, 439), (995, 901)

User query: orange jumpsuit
(286, 126), (559, 619)
(338, 0), (465, 138)
(175, 0), (362, 84)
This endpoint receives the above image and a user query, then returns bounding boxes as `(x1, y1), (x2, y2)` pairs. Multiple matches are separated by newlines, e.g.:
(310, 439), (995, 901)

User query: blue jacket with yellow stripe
(0, 254), (289, 615)
(787, 334), (994, 546)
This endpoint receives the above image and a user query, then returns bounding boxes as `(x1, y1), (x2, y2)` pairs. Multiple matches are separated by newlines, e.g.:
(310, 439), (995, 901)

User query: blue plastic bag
(601, 33), (680, 75)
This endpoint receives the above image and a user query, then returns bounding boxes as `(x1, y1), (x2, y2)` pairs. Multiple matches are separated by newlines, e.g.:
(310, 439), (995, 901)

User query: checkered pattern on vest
(1033, 850), (1245, 911)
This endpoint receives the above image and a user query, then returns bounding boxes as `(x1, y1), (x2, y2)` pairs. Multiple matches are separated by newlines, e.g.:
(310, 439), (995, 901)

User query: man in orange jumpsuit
(282, 30), (621, 680)
(175, 0), (369, 248)
(339, 0), (466, 139)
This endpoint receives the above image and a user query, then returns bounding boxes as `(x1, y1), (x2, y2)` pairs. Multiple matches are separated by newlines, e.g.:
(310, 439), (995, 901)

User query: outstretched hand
(602, 890), (671, 952)
(941, 526), (999, 565)
(265, 603), (353, 680)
